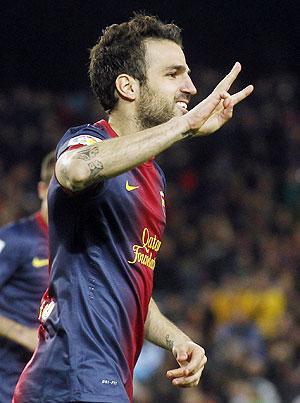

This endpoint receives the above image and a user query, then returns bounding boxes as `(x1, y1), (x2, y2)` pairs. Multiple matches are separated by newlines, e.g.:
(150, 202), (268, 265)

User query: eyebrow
(165, 64), (191, 74)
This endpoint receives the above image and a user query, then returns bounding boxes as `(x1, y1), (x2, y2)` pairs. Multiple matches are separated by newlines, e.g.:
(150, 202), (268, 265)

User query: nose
(181, 75), (197, 96)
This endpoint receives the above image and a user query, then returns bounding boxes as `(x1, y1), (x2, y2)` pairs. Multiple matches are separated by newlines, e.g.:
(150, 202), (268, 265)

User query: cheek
(151, 80), (177, 99)
(162, 84), (177, 100)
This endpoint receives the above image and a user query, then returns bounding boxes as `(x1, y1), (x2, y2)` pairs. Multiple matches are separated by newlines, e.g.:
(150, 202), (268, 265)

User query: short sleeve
(57, 124), (107, 159)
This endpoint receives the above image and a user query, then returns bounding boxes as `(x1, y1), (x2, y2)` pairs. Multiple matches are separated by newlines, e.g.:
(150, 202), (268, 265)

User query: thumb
(174, 347), (189, 365)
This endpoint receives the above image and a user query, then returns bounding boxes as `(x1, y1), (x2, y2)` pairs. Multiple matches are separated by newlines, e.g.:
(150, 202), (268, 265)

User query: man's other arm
(144, 298), (207, 387)
(0, 315), (38, 352)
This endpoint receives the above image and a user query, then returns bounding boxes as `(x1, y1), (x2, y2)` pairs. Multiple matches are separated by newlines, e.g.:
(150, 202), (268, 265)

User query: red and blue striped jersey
(14, 120), (166, 403)
(0, 212), (48, 402)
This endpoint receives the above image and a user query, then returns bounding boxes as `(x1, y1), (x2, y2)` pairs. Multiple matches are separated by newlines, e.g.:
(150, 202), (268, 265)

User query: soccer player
(0, 151), (55, 402)
(14, 15), (253, 403)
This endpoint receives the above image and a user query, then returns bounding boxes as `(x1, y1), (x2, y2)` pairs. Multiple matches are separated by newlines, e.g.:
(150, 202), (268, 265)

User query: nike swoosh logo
(32, 257), (49, 268)
(125, 180), (139, 191)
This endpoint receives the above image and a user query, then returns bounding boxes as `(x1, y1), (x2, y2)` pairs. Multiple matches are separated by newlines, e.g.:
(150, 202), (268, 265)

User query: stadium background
(1, 1), (299, 401)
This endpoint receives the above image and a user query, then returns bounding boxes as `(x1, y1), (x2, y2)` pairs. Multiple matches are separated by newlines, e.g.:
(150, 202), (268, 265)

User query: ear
(37, 181), (48, 201)
(115, 74), (139, 102)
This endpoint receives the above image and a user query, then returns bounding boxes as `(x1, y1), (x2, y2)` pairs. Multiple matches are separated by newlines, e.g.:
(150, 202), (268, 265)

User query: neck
(40, 200), (48, 225)
(108, 106), (140, 136)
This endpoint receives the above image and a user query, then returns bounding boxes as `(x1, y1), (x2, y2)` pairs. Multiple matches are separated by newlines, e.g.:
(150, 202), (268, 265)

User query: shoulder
(0, 216), (34, 252)
(0, 216), (28, 237)
(56, 121), (111, 158)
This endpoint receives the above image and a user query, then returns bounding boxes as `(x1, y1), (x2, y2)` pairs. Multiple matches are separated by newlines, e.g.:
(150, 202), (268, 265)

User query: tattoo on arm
(166, 334), (174, 351)
(74, 145), (99, 161)
(72, 145), (104, 181)
(87, 160), (104, 177)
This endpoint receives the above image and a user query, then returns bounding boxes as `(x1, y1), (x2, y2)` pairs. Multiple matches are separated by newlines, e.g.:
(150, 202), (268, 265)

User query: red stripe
(68, 144), (85, 151)
(34, 211), (48, 238)
(94, 119), (119, 138)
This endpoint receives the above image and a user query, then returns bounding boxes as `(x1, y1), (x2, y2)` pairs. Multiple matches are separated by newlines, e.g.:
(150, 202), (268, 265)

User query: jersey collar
(94, 119), (119, 138)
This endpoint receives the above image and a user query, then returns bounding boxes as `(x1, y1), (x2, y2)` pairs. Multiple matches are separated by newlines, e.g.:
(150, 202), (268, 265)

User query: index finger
(215, 62), (242, 93)
(167, 352), (207, 380)
(166, 366), (188, 379)
(183, 350), (207, 375)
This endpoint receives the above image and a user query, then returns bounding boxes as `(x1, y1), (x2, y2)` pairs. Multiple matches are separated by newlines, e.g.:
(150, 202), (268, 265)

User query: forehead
(144, 39), (188, 72)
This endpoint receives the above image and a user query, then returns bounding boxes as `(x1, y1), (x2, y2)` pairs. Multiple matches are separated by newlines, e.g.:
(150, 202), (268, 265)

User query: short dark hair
(40, 151), (56, 185)
(89, 14), (182, 112)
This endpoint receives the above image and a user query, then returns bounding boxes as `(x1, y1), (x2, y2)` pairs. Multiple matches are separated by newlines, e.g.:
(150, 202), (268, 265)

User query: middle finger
(231, 85), (254, 106)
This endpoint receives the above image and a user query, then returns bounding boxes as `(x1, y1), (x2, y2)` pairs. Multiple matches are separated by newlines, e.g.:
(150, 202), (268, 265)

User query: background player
(0, 151), (55, 402)
(14, 15), (253, 403)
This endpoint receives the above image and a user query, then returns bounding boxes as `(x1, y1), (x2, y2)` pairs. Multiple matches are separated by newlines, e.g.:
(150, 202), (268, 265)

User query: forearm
(0, 315), (38, 351)
(145, 298), (191, 352)
(56, 116), (189, 191)
(56, 63), (253, 192)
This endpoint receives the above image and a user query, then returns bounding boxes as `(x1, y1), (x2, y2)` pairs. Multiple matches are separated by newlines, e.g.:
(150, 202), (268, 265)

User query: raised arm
(56, 62), (253, 192)
(55, 116), (188, 191)
(145, 298), (207, 387)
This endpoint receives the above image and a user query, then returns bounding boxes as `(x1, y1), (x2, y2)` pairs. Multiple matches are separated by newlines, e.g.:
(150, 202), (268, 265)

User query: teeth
(176, 101), (187, 109)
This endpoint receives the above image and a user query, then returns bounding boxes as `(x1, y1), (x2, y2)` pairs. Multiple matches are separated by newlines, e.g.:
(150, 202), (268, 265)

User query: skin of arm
(145, 298), (207, 387)
(56, 63), (253, 192)
(56, 116), (189, 191)
(0, 315), (38, 352)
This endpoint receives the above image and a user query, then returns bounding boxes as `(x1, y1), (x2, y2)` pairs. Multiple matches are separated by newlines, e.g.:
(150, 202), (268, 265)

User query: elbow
(56, 158), (92, 192)
(67, 164), (90, 191)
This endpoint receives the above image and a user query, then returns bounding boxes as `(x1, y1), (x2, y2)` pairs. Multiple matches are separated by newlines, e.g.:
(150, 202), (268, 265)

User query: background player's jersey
(0, 212), (48, 403)
(14, 120), (166, 403)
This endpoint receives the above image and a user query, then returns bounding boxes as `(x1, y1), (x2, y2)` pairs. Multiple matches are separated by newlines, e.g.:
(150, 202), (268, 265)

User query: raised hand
(184, 62), (253, 136)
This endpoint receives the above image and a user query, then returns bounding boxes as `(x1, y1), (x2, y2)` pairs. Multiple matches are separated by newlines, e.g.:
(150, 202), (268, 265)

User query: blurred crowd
(0, 68), (299, 402)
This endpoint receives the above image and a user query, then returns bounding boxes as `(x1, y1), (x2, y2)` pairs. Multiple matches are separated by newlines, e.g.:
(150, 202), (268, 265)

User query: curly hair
(89, 14), (182, 112)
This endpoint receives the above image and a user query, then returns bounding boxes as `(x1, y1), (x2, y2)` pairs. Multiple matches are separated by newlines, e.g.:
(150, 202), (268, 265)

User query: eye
(167, 72), (177, 78)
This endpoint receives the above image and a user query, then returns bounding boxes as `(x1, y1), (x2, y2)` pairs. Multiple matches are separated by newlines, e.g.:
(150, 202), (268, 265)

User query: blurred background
(1, 1), (299, 402)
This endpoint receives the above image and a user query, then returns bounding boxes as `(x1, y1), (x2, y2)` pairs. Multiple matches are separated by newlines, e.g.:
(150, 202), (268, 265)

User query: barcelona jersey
(14, 120), (166, 403)
(0, 212), (48, 403)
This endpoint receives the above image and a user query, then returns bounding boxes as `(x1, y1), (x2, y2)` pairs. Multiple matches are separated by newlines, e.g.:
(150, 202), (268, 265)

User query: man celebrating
(0, 151), (54, 402)
(14, 14), (253, 403)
